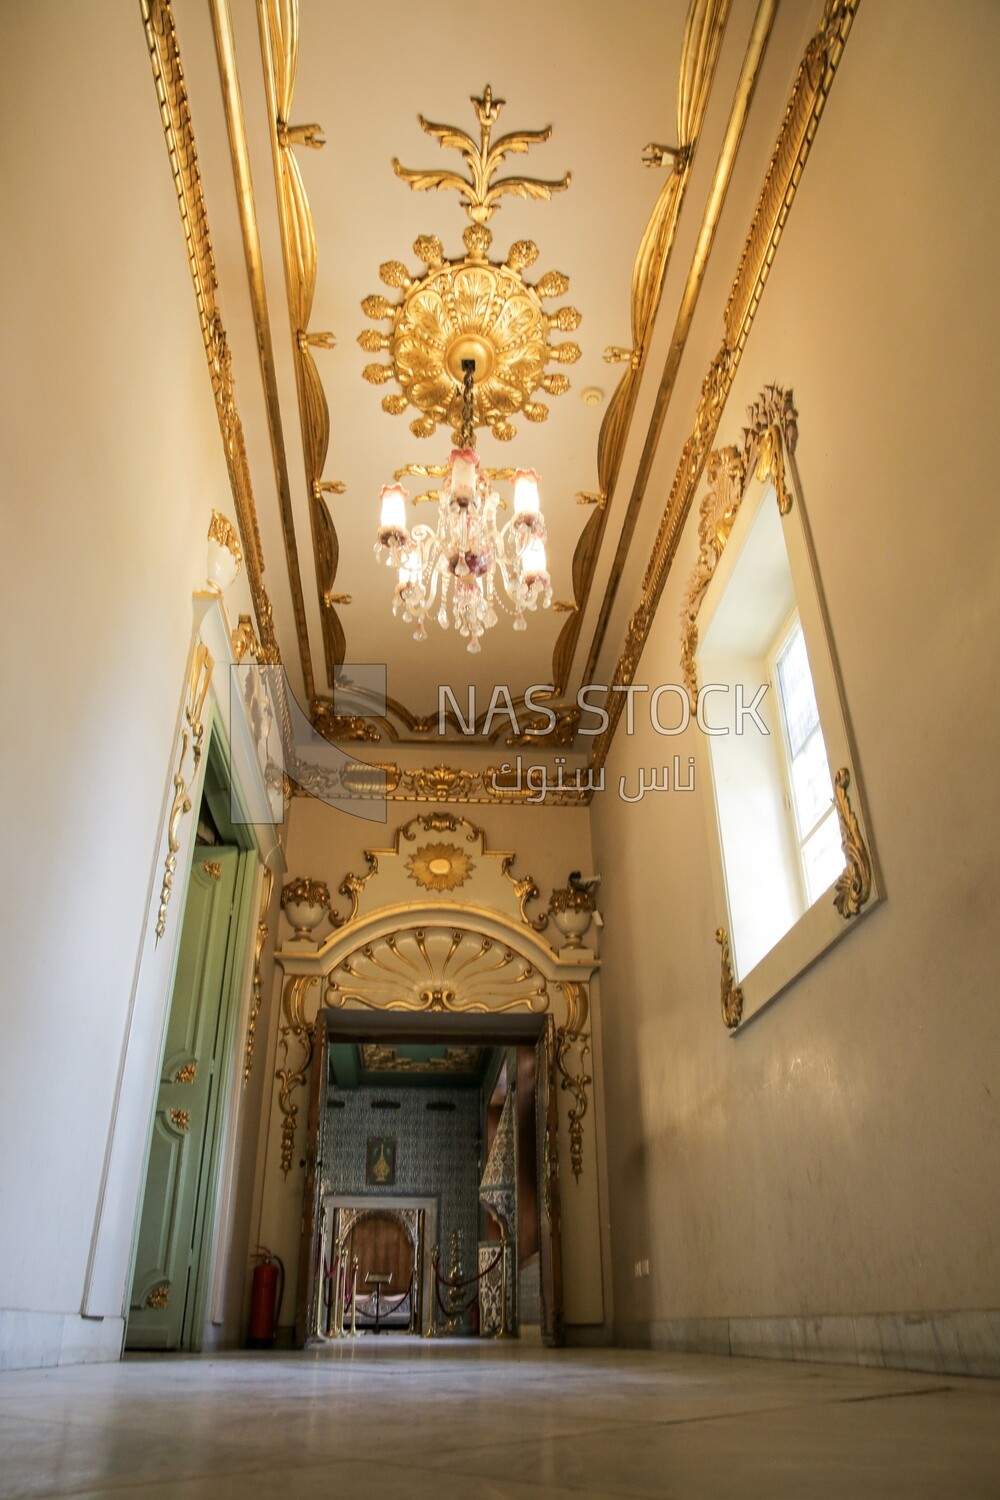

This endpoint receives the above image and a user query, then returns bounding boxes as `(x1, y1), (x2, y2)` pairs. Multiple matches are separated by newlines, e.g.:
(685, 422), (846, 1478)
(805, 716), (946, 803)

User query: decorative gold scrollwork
(716, 926), (743, 1030)
(360, 86), (577, 443)
(555, 982), (592, 1182)
(155, 643), (213, 942)
(275, 975), (320, 1176)
(832, 767), (872, 919)
(244, 867), (275, 1089)
(679, 386), (798, 708)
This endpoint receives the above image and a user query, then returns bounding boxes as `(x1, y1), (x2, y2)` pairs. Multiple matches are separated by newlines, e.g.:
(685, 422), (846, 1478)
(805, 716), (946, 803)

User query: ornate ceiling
(154, 0), (856, 768)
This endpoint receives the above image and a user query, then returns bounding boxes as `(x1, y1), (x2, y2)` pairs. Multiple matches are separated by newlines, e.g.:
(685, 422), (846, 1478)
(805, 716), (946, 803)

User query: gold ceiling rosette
(359, 86), (580, 443)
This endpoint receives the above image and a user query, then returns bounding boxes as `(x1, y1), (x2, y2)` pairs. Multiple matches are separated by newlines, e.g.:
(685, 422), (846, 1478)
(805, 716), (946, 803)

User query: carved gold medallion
(360, 86), (579, 442)
(406, 842), (474, 892)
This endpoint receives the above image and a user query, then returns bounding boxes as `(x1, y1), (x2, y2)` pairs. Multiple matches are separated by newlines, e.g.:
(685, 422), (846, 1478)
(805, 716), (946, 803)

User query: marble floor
(1, 1339), (998, 1499)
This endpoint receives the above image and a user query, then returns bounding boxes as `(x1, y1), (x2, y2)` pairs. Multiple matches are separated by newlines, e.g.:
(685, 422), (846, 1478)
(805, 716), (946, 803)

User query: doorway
(296, 1010), (563, 1347)
(125, 732), (258, 1349)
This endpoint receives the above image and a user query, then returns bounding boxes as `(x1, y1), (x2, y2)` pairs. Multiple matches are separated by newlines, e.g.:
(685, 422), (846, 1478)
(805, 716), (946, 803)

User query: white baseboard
(0, 1310), (124, 1371)
(617, 1309), (1000, 1378)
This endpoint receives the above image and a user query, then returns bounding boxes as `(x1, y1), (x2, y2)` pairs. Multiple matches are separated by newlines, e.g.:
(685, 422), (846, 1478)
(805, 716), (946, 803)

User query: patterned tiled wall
(322, 1087), (481, 1279)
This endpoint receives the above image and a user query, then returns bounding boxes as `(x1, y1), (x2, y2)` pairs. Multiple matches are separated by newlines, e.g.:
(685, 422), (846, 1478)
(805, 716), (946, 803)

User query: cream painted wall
(0, 4), (268, 1363)
(591, 0), (1000, 1343)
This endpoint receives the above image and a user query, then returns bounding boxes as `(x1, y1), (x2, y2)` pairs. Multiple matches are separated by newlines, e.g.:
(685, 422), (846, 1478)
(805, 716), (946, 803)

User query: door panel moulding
(82, 593), (286, 1325)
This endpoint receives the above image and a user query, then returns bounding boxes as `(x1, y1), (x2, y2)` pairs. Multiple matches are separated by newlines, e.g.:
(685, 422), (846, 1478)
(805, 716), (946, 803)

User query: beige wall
(591, 0), (1000, 1343)
(0, 3), (269, 1364)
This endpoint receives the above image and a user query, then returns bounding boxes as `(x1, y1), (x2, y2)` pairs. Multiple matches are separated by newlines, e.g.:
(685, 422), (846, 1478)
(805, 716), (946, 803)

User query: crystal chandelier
(375, 359), (551, 653)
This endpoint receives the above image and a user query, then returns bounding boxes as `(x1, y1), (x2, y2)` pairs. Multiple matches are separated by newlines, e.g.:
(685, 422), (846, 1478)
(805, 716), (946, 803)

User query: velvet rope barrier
(433, 1245), (504, 1318)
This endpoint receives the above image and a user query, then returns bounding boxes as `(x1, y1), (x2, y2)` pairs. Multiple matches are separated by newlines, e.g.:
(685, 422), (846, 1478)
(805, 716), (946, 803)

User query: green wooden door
(127, 848), (239, 1348)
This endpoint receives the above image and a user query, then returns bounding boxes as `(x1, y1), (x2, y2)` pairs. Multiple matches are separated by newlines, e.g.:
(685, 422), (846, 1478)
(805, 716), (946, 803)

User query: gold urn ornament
(281, 877), (331, 943)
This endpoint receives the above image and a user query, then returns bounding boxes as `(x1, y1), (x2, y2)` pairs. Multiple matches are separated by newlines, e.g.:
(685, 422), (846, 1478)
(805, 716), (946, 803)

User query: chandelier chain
(459, 360), (476, 450)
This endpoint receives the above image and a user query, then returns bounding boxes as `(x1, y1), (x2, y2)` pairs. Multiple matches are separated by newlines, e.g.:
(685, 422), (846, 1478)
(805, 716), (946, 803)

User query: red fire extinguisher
(248, 1247), (285, 1348)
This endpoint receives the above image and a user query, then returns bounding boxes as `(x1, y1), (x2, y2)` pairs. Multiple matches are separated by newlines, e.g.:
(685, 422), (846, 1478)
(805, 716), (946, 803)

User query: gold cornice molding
(209, 0), (316, 701)
(290, 759), (591, 808)
(141, 0), (280, 666)
(550, 0), (733, 694)
(592, 0), (858, 770)
(256, 0), (346, 687)
(578, 0), (778, 691)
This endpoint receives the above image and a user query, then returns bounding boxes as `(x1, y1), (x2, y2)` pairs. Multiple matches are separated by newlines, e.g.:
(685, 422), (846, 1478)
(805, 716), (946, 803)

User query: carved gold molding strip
(556, 982), (592, 1182)
(257, 0), (346, 687)
(716, 926), (743, 1030)
(579, 0), (779, 692)
(551, 0), (732, 693)
(290, 759), (592, 808)
(276, 975), (319, 1176)
(832, 768), (872, 919)
(155, 644), (213, 942)
(244, 867), (275, 1088)
(679, 384), (797, 706)
(592, 0), (858, 769)
(209, 0), (316, 700)
(141, 0), (280, 665)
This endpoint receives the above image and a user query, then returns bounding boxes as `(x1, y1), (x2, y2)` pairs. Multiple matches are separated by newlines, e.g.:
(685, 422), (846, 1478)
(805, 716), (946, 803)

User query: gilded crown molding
(209, 0), (317, 700)
(550, 0), (732, 694)
(289, 758), (591, 808)
(257, 0), (346, 688)
(141, 0), (280, 667)
(592, 0), (858, 770)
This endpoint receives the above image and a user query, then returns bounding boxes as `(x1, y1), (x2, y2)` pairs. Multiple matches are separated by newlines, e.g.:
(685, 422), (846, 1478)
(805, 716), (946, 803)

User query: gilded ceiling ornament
(406, 843), (475, 893)
(832, 768), (873, 919)
(716, 926), (743, 1030)
(360, 86), (579, 442)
